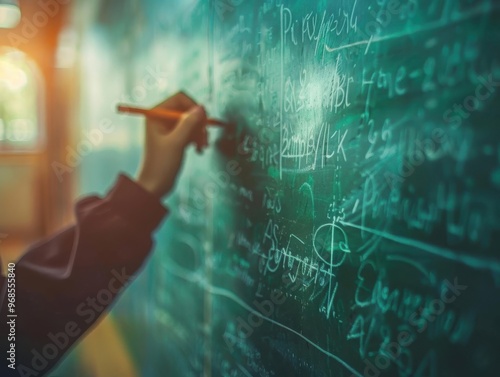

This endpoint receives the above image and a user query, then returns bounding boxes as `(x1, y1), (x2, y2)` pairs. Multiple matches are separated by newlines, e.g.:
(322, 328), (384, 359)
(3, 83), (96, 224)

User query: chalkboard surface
(55, 0), (500, 376)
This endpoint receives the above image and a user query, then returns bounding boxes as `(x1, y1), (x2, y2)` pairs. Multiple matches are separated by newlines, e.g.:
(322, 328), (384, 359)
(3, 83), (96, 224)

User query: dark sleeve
(0, 174), (167, 376)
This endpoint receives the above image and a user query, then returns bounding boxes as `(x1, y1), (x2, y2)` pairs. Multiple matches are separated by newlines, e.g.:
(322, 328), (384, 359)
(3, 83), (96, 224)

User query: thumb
(172, 105), (207, 146)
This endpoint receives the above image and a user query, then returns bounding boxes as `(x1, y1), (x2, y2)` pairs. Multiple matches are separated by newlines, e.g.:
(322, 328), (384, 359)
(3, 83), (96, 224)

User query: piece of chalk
(117, 104), (230, 127)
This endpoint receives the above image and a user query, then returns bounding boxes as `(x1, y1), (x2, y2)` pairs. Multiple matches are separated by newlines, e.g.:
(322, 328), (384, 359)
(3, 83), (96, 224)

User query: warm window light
(0, 63), (28, 91)
(0, 48), (40, 149)
(0, 0), (21, 29)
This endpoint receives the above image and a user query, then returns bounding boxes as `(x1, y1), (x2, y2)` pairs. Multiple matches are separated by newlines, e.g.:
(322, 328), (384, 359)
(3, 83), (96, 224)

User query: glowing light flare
(0, 59), (28, 91)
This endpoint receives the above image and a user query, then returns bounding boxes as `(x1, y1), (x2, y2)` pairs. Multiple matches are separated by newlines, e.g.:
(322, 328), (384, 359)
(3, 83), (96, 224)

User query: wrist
(135, 176), (162, 198)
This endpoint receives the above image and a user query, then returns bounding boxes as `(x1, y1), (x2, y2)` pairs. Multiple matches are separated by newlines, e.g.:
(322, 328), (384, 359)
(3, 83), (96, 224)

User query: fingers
(171, 105), (207, 148)
(196, 122), (208, 153)
(150, 92), (209, 152)
(147, 92), (199, 133)
(153, 91), (197, 111)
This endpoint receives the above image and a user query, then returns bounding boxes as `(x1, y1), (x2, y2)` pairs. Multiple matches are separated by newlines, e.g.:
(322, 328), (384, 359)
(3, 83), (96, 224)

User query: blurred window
(0, 48), (45, 263)
(0, 48), (43, 152)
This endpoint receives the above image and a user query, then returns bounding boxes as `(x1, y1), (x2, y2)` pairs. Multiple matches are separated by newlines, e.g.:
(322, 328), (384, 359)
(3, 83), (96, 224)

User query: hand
(135, 92), (208, 198)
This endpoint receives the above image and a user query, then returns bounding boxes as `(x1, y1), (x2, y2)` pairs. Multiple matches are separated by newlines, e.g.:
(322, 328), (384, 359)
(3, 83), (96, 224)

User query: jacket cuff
(104, 174), (168, 233)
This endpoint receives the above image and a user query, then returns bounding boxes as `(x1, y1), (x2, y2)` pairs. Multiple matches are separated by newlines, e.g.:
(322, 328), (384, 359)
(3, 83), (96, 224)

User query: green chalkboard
(54, 0), (500, 376)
